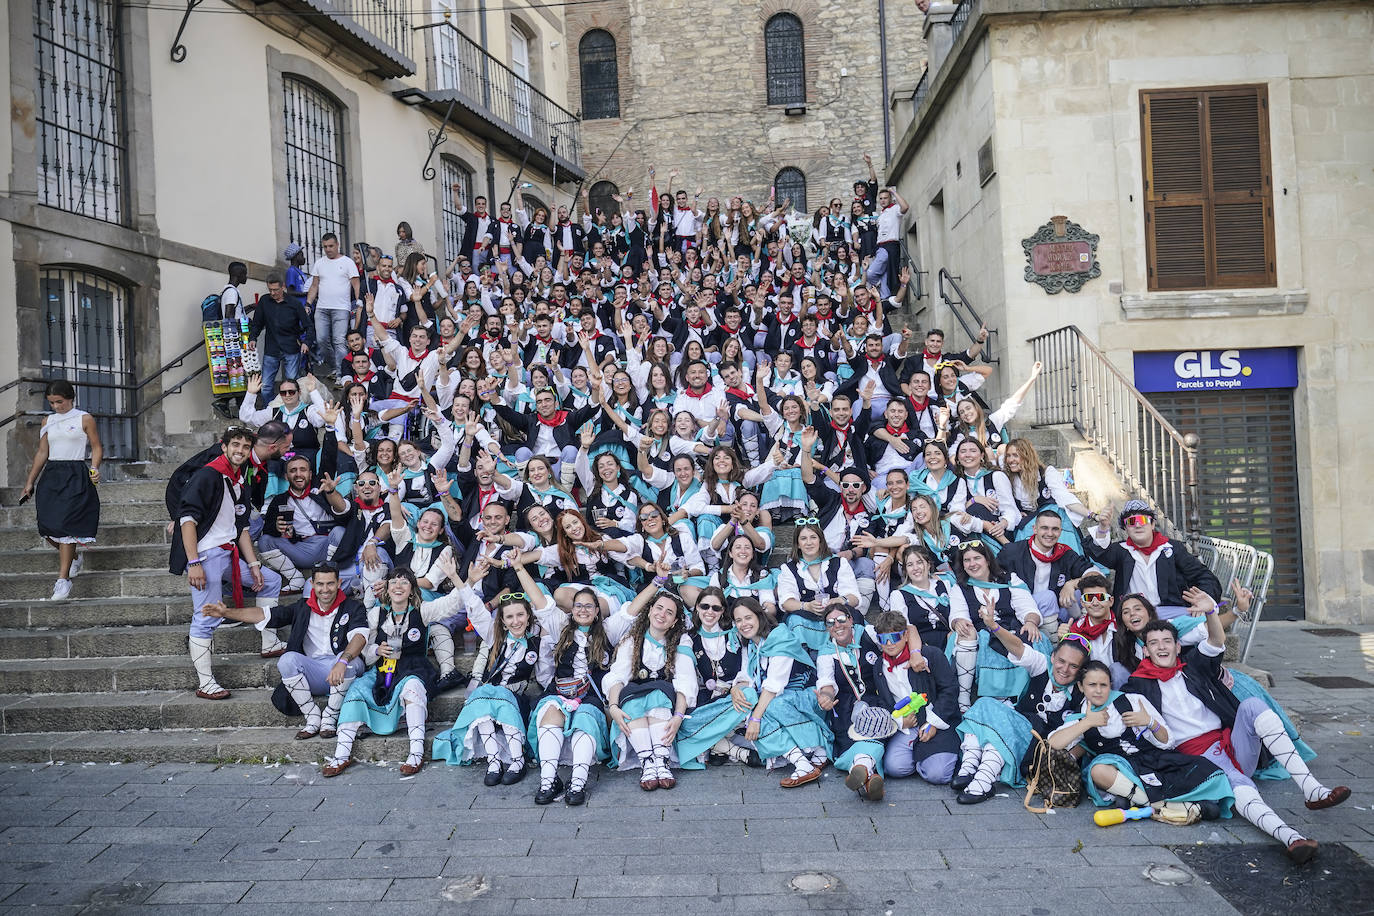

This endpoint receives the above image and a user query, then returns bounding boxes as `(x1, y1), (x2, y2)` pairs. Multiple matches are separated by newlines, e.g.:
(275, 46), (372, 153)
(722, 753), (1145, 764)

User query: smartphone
(17, 493), (30, 506)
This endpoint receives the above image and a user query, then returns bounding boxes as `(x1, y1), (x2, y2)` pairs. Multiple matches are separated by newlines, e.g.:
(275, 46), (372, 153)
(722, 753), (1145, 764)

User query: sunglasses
(499, 592), (529, 602)
(824, 616), (850, 628)
(1081, 593), (1110, 603)
(696, 602), (723, 612)
(1123, 514), (1152, 527)
(956, 539), (984, 550)
(875, 631), (904, 646)
(1061, 633), (1090, 651)
(793, 517), (820, 526)
(839, 481), (865, 489)
(279, 388), (299, 395)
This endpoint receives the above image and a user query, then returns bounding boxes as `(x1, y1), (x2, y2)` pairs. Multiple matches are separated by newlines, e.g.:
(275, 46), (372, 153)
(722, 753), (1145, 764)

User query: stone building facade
(886, 0), (1374, 623)
(565, 0), (928, 213)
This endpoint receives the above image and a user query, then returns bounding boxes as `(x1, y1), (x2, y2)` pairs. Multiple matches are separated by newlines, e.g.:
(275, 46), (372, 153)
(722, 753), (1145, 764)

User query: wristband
(988, 623), (1001, 633)
(435, 487), (451, 497)
(1204, 607), (1217, 617)
(248, 560), (262, 568)
(672, 713), (684, 719)
(747, 717), (761, 724)
(187, 558), (203, 567)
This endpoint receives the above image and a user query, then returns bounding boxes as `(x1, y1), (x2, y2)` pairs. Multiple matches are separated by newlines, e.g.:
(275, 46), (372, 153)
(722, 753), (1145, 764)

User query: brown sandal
(195, 687), (231, 701)
(321, 758), (353, 778)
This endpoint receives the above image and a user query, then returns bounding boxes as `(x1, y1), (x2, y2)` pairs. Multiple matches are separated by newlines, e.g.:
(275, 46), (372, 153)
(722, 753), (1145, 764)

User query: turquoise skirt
(431, 684), (528, 765)
(695, 513), (724, 546)
(761, 467), (807, 511)
(955, 697), (1033, 789)
(834, 738), (888, 776)
(784, 611), (831, 656)
(675, 686), (832, 769)
(590, 573), (637, 608)
(1083, 752), (1235, 815)
(526, 694), (611, 764)
(337, 669), (420, 735)
(608, 688), (674, 770)
(945, 629), (1054, 702)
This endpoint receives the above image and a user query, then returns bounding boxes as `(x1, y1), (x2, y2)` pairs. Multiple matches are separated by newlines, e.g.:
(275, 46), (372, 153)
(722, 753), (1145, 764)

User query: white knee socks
(1234, 784), (1303, 847)
(964, 744), (1004, 797)
(330, 720), (362, 763)
(282, 673), (319, 730)
(784, 747), (816, 779)
(647, 715), (674, 779)
(852, 753), (876, 773)
(954, 639), (978, 712)
(402, 694), (426, 766)
(1104, 771), (1149, 806)
(1254, 709), (1331, 804)
(188, 636), (219, 692)
(429, 624), (456, 677)
(321, 676), (354, 732)
(956, 733), (981, 780)
(503, 724), (526, 771)
(569, 731), (596, 792)
(257, 599), (286, 653)
(475, 720), (503, 773)
(537, 724), (565, 790)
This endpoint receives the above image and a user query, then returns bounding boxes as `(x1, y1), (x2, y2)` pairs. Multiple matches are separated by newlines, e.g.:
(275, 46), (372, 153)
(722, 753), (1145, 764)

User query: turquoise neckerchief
(645, 632), (665, 650)
(279, 401), (307, 418)
(413, 539), (442, 549)
(723, 571), (776, 596)
(910, 469), (957, 497)
(966, 577), (1030, 592)
(900, 583), (948, 605)
(962, 467), (991, 483)
(1090, 690), (1124, 712)
(746, 624), (815, 685)
(669, 479), (700, 507)
(874, 497), (909, 523)
(576, 624), (592, 633)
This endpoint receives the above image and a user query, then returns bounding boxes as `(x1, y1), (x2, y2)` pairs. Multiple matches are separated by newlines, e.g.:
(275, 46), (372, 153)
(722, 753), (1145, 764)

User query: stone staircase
(0, 471), (473, 764)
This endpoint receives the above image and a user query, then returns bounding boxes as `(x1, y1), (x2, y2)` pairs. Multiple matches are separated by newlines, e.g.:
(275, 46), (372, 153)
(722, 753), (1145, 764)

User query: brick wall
(565, 0), (928, 209)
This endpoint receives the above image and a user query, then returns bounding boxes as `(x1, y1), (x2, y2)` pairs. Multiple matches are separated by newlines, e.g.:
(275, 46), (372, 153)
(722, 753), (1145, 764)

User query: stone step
(0, 726), (442, 764)
(0, 650), (480, 694)
(0, 596), (190, 629)
(0, 479), (170, 503)
(0, 567), (186, 601)
(0, 500), (170, 528)
(0, 543), (173, 575)
(0, 624), (278, 660)
(0, 523), (171, 551)
(0, 687), (466, 734)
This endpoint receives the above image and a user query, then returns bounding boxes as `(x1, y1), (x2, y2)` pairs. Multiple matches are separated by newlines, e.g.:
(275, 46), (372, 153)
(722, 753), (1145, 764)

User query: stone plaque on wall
(1022, 215), (1101, 294)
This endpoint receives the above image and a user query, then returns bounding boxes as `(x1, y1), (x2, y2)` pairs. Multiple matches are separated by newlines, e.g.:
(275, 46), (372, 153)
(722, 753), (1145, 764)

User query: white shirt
(311, 255), (359, 311)
(877, 203), (902, 244)
(186, 477), (240, 556)
(41, 408), (90, 461)
(1155, 640), (1225, 743)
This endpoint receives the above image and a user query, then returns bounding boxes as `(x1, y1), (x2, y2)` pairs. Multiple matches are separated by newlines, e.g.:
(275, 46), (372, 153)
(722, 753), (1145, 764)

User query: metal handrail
(1027, 324), (1200, 537)
(937, 268), (996, 364)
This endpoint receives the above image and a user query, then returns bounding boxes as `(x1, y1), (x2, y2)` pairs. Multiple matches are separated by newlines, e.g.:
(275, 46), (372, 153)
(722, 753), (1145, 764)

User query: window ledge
(1120, 289), (1307, 319)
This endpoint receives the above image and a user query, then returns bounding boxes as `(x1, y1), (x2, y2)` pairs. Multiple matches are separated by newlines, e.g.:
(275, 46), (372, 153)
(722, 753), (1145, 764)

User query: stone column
(923, 2), (959, 75)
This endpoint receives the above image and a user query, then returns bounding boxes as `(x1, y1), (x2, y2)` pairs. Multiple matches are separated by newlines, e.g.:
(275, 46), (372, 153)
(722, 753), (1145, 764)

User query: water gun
(892, 693), (928, 720)
(379, 657), (398, 689)
(1094, 807), (1153, 827)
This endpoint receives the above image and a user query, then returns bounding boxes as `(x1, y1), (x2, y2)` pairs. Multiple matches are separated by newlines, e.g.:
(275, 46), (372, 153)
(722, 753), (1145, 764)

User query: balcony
(421, 21), (584, 180)
(272, 0), (416, 78)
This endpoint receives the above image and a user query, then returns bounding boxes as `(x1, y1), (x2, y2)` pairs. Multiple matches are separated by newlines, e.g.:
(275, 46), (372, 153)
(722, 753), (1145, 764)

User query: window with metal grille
(588, 181), (619, 222)
(441, 156), (474, 264)
(1147, 388), (1304, 618)
(1142, 86), (1275, 291)
(34, 0), (127, 224)
(765, 13), (805, 106)
(774, 167), (807, 212)
(40, 268), (135, 457)
(579, 30), (620, 120)
(283, 76), (349, 261)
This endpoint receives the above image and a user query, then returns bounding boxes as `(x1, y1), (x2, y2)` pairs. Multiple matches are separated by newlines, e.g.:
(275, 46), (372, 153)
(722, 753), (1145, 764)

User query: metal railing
(1, 339), (209, 456)
(1191, 535), (1273, 663)
(423, 21), (582, 167)
(910, 65), (930, 113)
(304, 0), (413, 65)
(950, 0), (976, 44)
(1028, 325), (1199, 537)
(938, 268), (996, 364)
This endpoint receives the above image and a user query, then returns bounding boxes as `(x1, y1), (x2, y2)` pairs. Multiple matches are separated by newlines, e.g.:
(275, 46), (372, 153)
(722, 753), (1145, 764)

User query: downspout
(879, 0), (892, 162)
(479, 0), (496, 203)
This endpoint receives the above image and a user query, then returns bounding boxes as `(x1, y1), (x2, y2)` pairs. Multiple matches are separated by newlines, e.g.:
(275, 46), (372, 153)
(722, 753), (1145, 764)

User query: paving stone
(239, 878), (393, 903)
(144, 881), (252, 904)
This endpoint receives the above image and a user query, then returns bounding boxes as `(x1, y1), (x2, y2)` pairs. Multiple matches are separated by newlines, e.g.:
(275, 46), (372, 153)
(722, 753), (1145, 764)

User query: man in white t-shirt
(863, 187), (909, 298)
(220, 261), (249, 322)
(305, 233), (360, 378)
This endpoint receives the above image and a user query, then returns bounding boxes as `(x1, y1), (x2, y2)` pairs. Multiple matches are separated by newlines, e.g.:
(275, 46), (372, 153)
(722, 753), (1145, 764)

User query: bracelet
(1148, 721), (1163, 733)
(248, 560), (262, 568)
(988, 624), (1001, 633)
(435, 488), (451, 497)
(187, 558), (203, 567)
(747, 716), (761, 723)
(672, 712), (684, 719)
(1204, 607), (1217, 617)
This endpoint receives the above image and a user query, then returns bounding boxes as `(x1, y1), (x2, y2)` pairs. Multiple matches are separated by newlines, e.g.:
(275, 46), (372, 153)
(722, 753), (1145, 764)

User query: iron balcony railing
(910, 65), (930, 113)
(950, 0), (976, 45)
(288, 0), (415, 77)
(1027, 325), (1200, 537)
(423, 21), (582, 170)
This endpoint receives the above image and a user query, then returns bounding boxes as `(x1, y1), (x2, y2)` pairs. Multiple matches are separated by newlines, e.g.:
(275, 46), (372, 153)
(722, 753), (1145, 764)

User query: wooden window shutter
(1142, 86), (1275, 291)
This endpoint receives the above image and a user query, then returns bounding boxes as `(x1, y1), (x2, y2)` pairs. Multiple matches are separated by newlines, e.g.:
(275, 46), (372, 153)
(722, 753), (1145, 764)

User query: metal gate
(1147, 388), (1304, 618)
(39, 268), (136, 457)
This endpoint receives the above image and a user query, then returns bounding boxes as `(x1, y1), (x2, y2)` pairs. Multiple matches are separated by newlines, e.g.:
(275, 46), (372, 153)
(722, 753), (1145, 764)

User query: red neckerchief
(884, 645), (912, 672)
(247, 450), (266, 475)
(657, 295), (674, 308)
(407, 346), (428, 361)
(375, 276), (395, 286)
(908, 395), (930, 414)
(800, 335), (818, 347)
(481, 333), (502, 343)
(922, 349), (942, 362)
(306, 589), (346, 618)
(684, 384), (713, 399)
(584, 331), (601, 341)
(536, 410), (569, 427)
(1133, 657), (1185, 681)
(842, 497), (867, 518)
(352, 370), (375, 384)
(1030, 543), (1071, 563)
(866, 355), (885, 368)
(855, 299), (874, 313)
(885, 422), (908, 437)
(477, 485), (498, 511)
(723, 324), (741, 335)
(687, 318), (708, 329)
(354, 496), (383, 512)
(287, 485), (313, 500)
(726, 385), (754, 400)
(1069, 616), (1112, 640)
(677, 205), (692, 212)
(207, 454), (243, 485)
(536, 332), (554, 343)
(776, 309), (796, 324)
(1131, 532), (1170, 557)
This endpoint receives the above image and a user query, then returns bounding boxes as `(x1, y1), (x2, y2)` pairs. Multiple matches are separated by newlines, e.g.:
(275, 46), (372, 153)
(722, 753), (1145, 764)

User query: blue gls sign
(1132, 348), (1299, 393)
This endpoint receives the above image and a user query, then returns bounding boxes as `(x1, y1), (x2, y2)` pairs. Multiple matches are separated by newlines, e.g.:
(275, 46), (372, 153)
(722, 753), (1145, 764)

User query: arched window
(522, 192), (548, 221)
(774, 167), (807, 212)
(283, 75), (349, 259)
(441, 156), (475, 264)
(764, 13), (805, 106)
(579, 30), (620, 120)
(588, 181), (620, 220)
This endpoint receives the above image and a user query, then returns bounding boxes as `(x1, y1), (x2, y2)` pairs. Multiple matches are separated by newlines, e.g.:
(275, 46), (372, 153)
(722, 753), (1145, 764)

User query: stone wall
(566, 0), (929, 209)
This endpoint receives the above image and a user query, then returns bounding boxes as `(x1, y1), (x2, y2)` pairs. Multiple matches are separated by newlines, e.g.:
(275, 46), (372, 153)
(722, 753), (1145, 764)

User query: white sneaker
(50, 578), (73, 601)
(69, 552), (84, 579)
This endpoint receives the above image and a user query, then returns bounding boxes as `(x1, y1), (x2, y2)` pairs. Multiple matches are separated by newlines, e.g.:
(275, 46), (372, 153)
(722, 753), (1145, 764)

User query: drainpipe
(879, 0), (891, 162)
(479, 0), (496, 203)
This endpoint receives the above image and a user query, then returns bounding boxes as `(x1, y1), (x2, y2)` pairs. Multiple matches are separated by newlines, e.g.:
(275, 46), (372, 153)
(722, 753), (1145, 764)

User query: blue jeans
(315, 308), (350, 377)
(260, 351), (305, 401)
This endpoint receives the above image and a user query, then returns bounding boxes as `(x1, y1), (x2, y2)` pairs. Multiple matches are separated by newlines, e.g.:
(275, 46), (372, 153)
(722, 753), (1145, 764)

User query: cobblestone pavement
(1, 622), (1371, 915)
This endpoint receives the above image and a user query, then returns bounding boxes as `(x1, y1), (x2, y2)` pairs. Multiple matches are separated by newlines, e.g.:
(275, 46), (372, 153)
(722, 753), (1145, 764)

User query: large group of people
(21, 162), (1347, 865)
